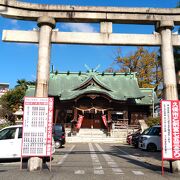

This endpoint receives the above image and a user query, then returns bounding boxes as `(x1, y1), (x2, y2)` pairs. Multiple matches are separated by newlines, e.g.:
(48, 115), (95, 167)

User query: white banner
(161, 100), (180, 160)
(21, 97), (54, 157)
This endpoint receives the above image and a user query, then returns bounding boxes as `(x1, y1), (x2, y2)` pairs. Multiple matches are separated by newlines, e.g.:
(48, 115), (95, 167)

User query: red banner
(76, 115), (84, 129)
(102, 115), (108, 128)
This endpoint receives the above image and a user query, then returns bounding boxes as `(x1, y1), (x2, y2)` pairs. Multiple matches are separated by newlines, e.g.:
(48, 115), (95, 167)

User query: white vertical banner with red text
(161, 100), (180, 160)
(22, 97), (54, 157)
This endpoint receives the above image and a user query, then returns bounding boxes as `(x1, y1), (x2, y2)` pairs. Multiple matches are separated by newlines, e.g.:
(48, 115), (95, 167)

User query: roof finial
(84, 64), (91, 72)
(94, 64), (101, 72)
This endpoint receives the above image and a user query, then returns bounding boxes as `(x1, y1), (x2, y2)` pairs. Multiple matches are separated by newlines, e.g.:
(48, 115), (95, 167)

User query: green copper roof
(136, 88), (159, 105)
(26, 71), (158, 103)
(48, 71), (144, 101)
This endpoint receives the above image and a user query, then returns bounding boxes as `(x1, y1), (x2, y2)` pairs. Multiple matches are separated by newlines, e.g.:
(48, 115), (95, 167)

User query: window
(53, 125), (64, 136)
(18, 127), (22, 138)
(148, 127), (161, 136)
(142, 128), (151, 135)
(111, 114), (123, 120)
(0, 128), (16, 140)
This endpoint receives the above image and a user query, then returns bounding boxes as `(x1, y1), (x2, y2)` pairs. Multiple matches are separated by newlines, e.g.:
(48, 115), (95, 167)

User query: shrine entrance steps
(65, 128), (138, 143)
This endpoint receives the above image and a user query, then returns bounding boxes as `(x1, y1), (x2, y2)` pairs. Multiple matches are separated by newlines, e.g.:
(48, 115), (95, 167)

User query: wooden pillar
(107, 111), (111, 136)
(72, 108), (78, 133)
(54, 109), (59, 124)
(74, 108), (78, 121)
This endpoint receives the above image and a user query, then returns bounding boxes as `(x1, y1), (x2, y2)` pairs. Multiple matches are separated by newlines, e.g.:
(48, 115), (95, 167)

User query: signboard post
(161, 100), (180, 175)
(21, 97), (54, 170)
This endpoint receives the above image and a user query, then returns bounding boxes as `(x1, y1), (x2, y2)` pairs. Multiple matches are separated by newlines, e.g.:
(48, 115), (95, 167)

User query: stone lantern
(13, 106), (23, 124)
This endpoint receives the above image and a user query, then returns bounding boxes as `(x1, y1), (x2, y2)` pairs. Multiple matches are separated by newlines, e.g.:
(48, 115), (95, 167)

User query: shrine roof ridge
(51, 71), (136, 77)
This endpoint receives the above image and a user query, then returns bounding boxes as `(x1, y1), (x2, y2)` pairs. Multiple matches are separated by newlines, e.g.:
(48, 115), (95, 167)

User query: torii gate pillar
(156, 20), (178, 100)
(156, 20), (180, 171)
(28, 16), (56, 172)
(35, 16), (56, 97)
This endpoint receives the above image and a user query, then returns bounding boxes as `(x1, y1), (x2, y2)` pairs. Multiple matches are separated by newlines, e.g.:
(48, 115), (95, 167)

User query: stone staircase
(77, 128), (107, 137)
(66, 128), (133, 143)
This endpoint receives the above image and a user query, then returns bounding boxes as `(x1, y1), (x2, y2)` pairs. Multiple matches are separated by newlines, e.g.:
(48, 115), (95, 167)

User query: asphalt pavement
(0, 143), (180, 180)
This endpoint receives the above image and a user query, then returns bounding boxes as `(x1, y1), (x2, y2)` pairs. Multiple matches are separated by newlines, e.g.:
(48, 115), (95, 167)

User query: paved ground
(0, 143), (180, 180)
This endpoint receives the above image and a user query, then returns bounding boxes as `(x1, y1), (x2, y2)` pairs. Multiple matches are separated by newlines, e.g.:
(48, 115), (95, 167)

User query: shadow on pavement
(0, 170), (8, 172)
(54, 144), (171, 173)
(0, 158), (21, 163)
(0, 157), (53, 172)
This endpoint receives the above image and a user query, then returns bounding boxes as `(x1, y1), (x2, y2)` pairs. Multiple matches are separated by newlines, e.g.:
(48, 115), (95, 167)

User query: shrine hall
(26, 69), (158, 134)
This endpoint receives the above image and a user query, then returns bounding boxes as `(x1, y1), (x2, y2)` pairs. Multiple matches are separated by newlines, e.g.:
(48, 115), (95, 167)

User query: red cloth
(102, 115), (108, 128)
(76, 115), (84, 129)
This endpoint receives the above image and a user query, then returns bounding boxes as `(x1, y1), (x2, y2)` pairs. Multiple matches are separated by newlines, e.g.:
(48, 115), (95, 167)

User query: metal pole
(152, 89), (155, 118)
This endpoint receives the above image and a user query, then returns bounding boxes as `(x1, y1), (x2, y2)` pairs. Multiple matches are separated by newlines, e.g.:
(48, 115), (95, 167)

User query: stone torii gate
(0, 0), (179, 171)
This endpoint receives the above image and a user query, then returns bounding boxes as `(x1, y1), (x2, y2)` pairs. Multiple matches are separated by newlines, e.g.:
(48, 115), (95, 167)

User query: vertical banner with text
(161, 100), (180, 160)
(22, 97), (54, 157)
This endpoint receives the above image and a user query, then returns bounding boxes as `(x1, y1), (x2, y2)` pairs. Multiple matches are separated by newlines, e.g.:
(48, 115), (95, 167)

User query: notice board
(21, 97), (54, 157)
(161, 100), (180, 160)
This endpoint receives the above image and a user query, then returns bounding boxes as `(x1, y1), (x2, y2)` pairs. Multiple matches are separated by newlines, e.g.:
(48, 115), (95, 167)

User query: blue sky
(0, 0), (179, 88)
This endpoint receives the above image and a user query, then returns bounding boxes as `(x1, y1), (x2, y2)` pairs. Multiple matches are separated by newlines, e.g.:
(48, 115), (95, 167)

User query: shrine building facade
(26, 70), (158, 133)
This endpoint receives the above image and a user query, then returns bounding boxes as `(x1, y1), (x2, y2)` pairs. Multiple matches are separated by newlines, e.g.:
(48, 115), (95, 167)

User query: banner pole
(20, 156), (23, 170)
(162, 159), (164, 176)
(169, 160), (173, 173)
(50, 155), (52, 172)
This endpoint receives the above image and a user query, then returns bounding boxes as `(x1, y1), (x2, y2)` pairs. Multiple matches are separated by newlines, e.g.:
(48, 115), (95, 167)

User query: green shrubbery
(146, 117), (160, 127)
(0, 122), (14, 130)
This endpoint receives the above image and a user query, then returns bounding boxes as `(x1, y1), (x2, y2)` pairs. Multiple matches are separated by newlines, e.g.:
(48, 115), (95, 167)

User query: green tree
(107, 47), (163, 97)
(16, 79), (36, 90)
(0, 79), (36, 121)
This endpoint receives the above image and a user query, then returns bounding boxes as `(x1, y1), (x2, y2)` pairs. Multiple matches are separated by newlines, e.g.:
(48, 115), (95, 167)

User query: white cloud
(61, 23), (96, 32)
(10, 19), (18, 25)
(10, 19), (20, 29)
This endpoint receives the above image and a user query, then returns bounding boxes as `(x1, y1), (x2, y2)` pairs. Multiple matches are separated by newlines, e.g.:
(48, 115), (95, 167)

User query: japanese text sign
(161, 100), (180, 160)
(22, 97), (54, 157)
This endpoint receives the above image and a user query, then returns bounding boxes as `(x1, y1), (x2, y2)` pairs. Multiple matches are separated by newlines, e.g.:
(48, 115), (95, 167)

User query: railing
(113, 119), (128, 129)
(64, 121), (140, 132)
(113, 119), (140, 131)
